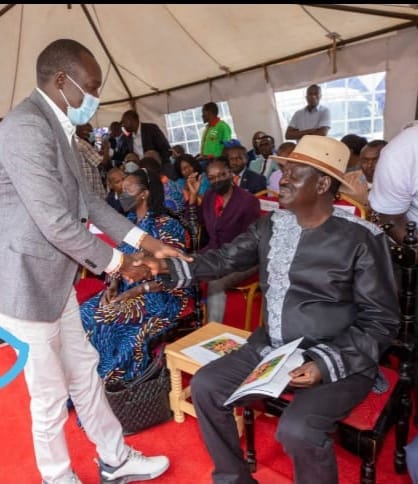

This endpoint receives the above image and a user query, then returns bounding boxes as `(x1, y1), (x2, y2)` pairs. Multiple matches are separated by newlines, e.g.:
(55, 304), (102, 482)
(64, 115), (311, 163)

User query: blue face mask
(60, 74), (100, 126)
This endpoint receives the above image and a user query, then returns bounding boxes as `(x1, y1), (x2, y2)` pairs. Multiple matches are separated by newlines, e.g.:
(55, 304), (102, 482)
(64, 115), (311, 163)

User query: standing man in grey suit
(0, 39), (180, 484)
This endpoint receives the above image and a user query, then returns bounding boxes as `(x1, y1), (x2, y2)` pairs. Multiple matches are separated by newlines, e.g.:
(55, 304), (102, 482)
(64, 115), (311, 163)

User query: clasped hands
(119, 253), (153, 284)
(119, 248), (190, 284)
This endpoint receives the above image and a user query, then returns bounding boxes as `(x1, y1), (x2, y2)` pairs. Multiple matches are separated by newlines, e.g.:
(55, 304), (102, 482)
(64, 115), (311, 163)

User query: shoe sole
(100, 460), (169, 483)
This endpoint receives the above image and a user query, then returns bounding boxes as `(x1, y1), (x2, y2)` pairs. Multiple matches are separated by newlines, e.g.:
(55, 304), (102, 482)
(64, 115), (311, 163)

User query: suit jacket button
(80, 218), (87, 223)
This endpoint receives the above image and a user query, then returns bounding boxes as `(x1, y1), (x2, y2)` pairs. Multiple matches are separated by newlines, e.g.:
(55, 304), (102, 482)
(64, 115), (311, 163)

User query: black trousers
(191, 343), (374, 484)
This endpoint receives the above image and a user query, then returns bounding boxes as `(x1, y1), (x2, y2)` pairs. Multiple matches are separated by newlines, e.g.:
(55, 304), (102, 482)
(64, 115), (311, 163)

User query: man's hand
(110, 286), (141, 303)
(140, 236), (193, 262)
(100, 284), (118, 306)
(288, 361), (322, 388)
(119, 253), (152, 283)
(139, 256), (168, 276)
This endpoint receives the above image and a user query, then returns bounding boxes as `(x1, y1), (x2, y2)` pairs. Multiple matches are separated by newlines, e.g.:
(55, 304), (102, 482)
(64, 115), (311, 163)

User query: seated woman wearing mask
(186, 157), (261, 323)
(80, 168), (190, 383)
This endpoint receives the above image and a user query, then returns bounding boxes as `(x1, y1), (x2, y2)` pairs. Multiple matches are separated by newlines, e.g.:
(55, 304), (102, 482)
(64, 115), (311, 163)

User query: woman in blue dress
(174, 154), (210, 205)
(80, 168), (189, 385)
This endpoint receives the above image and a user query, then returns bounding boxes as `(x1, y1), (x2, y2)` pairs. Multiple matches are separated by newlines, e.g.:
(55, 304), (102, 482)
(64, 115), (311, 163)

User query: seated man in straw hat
(143, 135), (399, 484)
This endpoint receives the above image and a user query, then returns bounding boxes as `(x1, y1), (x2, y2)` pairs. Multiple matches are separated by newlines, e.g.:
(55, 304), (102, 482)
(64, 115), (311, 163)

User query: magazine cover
(224, 338), (304, 406)
(181, 332), (248, 365)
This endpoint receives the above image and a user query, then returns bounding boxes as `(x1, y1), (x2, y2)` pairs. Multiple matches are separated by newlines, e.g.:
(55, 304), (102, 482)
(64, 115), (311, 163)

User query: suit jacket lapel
(29, 90), (88, 218)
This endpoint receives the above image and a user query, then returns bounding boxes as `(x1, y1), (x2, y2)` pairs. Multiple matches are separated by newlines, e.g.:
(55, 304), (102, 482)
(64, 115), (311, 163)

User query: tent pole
(79, 4), (134, 106)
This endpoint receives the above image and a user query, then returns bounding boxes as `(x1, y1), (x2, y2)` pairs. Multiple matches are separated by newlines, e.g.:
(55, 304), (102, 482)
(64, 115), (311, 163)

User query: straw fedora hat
(271, 135), (355, 193)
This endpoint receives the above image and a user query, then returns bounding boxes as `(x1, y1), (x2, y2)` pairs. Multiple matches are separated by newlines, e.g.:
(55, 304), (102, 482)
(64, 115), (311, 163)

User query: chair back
(333, 192), (367, 219)
(254, 189), (279, 215)
(242, 221), (418, 484)
(86, 221), (118, 247)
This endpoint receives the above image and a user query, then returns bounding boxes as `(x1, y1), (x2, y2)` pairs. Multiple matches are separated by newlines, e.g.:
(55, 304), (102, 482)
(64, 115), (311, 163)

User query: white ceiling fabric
(1, 4), (418, 140)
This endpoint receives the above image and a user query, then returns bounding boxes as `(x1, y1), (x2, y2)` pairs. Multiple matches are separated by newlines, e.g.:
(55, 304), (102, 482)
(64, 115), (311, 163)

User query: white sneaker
(98, 448), (169, 483)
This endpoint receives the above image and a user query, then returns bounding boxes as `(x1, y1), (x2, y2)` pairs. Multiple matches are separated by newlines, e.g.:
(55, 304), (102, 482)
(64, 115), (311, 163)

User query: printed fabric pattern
(265, 210), (301, 352)
(80, 211), (190, 383)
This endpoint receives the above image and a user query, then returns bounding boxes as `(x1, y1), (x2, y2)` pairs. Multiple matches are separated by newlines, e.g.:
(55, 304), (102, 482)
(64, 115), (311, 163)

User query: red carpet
(1, 308), (417, 484)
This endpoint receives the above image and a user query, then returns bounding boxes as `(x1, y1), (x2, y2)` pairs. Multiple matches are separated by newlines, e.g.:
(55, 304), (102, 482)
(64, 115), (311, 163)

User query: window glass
(165, 102), (236, 156)
(275, 72), (386, 141)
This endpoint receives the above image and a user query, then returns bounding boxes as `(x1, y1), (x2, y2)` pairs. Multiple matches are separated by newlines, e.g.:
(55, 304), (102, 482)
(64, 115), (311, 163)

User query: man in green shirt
(200, 102), (232, 160)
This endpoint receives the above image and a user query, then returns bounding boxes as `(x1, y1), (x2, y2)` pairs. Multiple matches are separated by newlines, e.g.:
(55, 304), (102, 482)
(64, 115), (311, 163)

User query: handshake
(118, 243), (192, 284)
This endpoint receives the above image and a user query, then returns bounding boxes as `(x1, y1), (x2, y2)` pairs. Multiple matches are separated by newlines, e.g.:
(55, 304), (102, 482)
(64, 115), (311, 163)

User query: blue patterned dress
(80, 211), (189, 384)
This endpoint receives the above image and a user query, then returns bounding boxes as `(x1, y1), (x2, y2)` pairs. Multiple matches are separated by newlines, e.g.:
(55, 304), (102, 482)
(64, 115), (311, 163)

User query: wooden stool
(165, 321), (250, 434)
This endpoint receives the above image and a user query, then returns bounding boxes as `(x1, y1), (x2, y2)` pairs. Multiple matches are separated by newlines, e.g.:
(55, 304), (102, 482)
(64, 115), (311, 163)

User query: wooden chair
(75, 221), (117, 301)
(254, 189), (280, 214)
(242, 222), (417, 484)
(333, 192), (367, 219)
(220, 190), (279, 329)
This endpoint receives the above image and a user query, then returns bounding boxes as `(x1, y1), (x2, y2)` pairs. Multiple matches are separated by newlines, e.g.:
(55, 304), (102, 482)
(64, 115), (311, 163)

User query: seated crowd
(73, 100), (418, 484)
(6, 39), (417, 484)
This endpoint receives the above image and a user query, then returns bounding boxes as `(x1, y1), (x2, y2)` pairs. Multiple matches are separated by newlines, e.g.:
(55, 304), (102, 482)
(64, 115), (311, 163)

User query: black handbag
(104, 350), (173, 435)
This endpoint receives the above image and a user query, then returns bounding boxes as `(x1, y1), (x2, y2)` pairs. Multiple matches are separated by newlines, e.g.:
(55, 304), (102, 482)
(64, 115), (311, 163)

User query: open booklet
(223, 337), (304, 407)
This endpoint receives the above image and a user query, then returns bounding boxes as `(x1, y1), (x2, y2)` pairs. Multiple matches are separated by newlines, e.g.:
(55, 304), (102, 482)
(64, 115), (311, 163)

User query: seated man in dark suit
(224, 141), (266, 194)
(115, 110), (171, 166)
(143, 136), (399, 484)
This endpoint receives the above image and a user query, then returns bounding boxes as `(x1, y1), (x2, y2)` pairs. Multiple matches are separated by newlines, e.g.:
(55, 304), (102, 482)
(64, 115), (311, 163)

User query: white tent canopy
(1, 4), (418, 145)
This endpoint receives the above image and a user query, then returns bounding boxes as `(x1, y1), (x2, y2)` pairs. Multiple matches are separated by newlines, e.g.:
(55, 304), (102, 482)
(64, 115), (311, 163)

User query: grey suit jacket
(0, 89), (135, 321)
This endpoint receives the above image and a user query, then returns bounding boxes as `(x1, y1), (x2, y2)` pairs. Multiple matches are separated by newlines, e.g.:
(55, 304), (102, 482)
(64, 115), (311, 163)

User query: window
(275, 72), (386, 141)
(165, 102), (236, 156)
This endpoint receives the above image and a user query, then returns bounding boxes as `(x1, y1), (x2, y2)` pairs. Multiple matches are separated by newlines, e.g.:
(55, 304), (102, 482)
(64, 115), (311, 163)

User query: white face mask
(124, 161), (139, 174)
(59, 74), (100, 126)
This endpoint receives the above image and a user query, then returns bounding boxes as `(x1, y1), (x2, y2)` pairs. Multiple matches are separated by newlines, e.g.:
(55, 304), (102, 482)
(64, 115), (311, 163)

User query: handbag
(104, 348), (173, 435)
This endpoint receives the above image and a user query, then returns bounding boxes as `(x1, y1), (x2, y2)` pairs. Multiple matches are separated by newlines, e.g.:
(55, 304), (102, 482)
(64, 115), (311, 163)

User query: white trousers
(0, 289), (129, 483)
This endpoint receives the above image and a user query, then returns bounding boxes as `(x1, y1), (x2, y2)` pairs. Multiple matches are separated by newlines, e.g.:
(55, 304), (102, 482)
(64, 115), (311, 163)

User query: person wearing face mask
(186, 157), (260, 322)
(0, 38), (187, 484)
(80, 168), (191, 386)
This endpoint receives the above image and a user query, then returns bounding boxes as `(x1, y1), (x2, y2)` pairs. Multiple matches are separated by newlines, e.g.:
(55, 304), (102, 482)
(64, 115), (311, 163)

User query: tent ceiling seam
(98, 21), (414, 108)
(0, 4), (15, 17)
(163, 4), (231, 74)
(300, 3), (342, 73)
(117, 64), (160, 92)
(300, 5), (342, 39)
(79, 4), (134, 106)
(302, 4), (418, 22)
